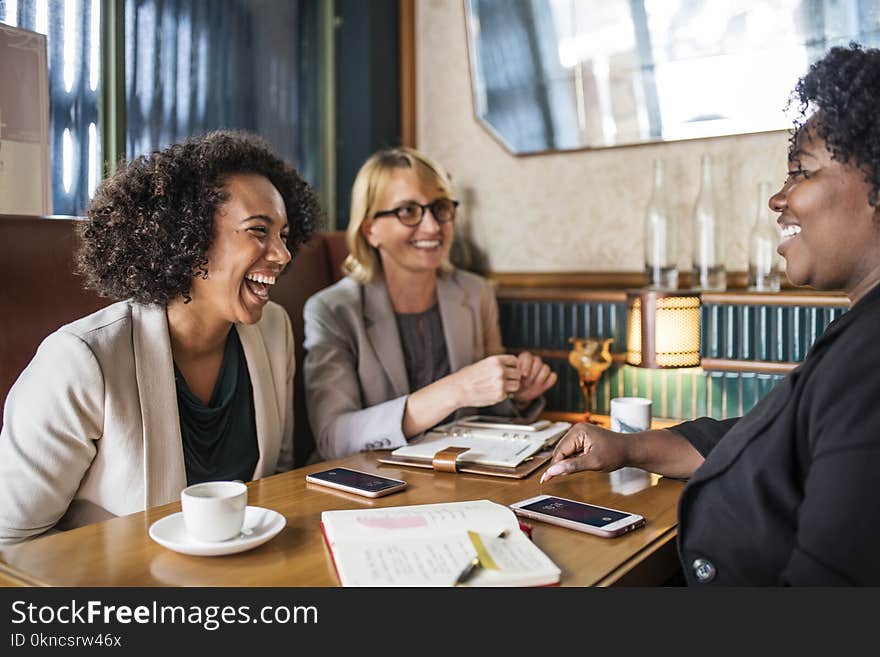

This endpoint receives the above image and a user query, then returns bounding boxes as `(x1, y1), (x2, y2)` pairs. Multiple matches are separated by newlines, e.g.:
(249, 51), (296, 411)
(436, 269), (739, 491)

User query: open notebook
(385, 420), (571, 469)
(321, 500), (561, 587)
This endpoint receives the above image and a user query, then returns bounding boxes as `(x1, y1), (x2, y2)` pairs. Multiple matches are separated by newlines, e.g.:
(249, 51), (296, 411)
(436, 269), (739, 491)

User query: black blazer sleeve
(669, 417), (740, 458)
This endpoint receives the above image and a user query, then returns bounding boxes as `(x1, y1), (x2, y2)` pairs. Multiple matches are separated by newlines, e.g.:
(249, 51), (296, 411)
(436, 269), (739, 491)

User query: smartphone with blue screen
(510, 495), (645, 537)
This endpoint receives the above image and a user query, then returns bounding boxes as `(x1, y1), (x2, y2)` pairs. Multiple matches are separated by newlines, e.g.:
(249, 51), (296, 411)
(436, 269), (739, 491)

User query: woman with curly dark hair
(542, 44), (880, 584)
(0, 130), (321, 543)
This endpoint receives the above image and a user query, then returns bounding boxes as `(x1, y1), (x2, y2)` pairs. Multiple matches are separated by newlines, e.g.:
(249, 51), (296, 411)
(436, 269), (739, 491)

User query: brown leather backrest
(0, 216), (110, 426)
(323, 230), (349, 284)
(0, 214), (348, 467)
(272, 236), (336, 466)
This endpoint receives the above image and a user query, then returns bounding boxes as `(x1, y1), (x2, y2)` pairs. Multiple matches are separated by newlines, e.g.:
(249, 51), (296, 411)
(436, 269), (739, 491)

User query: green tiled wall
(499, 297), (847, 420)
(498, 300), (627, 353)
(700, 304), (846, 361)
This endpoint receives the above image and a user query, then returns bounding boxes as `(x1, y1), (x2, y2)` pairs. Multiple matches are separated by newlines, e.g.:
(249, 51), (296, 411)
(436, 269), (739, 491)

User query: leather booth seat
(0, 214), (348, 467)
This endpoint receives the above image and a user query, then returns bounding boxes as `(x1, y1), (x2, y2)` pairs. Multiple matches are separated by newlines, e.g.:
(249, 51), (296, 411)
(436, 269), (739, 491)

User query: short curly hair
(77, 130), (323, 304)
(789, 42), (880, 207)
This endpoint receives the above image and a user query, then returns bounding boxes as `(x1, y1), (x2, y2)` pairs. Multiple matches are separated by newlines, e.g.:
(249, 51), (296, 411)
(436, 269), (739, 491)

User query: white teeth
(411, 240), (441, 248)
(780, 225), (802, 239)
(245, 273), (276, 285)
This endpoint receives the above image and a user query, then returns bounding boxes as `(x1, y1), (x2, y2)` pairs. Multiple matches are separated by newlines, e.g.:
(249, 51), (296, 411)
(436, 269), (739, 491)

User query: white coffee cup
(180, 481), (247, 542)
(610, 397), (652, 434)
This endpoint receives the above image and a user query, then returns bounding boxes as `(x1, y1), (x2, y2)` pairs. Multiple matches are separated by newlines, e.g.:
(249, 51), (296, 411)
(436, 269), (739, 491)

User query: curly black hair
(789, 42), (880, 206)
(77, 130), (324, 304)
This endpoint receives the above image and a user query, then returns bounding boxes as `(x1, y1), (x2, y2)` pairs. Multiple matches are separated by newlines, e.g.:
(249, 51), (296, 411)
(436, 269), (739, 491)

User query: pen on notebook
(453, 530), (509, 586)
(453, 556), (480, 586)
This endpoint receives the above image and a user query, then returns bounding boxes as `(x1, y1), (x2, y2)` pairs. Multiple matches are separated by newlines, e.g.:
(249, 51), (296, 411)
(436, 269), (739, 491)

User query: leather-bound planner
(378, 420), (571, 479)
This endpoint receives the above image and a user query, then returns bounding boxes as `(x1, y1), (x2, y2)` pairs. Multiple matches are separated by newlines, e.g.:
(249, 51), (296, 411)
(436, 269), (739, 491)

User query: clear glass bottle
(691, 154), (726, 290)
(644, 159), (678, 289)
(748, 181), (782, 292)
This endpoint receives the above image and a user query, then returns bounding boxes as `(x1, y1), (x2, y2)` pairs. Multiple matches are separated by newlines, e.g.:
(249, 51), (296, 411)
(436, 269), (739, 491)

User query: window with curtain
(1, 0), (324, 215)
(124, 0), (322, 187)
(0, 0), (101, 215)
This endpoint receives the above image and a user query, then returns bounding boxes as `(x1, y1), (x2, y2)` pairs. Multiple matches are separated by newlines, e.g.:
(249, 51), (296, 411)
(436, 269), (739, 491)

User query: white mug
(610, 397), (652, 434)
(180, 481), (247, 542)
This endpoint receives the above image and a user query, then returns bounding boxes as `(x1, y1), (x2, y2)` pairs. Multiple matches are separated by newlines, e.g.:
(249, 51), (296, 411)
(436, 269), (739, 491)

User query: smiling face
(188, 172), (291, 325)
(771, 125), (880, 298)
(361, 167), (454, 279)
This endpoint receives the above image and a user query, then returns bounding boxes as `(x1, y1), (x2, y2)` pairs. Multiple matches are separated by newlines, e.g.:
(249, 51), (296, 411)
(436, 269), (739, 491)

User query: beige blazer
(303, 269), (532, 460)
(0, 300), (294, 544)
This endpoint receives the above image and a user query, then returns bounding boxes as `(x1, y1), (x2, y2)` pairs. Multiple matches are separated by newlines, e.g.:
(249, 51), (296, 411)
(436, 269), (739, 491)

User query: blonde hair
(343, 147), (456, 283)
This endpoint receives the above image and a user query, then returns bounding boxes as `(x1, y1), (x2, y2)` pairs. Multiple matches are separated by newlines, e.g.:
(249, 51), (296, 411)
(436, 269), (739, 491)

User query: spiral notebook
(321, 500), (561, 587)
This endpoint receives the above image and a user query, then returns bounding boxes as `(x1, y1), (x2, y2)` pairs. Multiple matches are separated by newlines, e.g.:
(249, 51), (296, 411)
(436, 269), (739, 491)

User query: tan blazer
(303, 269), (530, 460)
(0, 300), (294, 544)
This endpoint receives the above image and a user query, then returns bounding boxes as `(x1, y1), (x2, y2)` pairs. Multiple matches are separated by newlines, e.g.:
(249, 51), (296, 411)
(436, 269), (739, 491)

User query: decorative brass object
(567, 337), (613, 423)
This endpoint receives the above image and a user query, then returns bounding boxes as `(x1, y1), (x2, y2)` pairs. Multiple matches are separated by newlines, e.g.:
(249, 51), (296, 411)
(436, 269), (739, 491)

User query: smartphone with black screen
(305, 468), (407, 498)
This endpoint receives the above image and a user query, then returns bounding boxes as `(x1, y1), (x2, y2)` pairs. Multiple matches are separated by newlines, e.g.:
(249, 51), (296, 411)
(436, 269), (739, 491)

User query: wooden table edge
(593, 526), (679, 587)
(0, 562), (50, 587)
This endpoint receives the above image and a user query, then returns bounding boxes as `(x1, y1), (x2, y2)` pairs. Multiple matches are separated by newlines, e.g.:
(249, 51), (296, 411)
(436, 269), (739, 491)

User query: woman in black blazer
(543, 43), (880, 585)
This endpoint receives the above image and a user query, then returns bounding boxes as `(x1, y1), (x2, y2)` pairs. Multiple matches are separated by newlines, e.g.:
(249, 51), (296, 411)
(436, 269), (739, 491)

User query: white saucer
(149, 506), (285, 556)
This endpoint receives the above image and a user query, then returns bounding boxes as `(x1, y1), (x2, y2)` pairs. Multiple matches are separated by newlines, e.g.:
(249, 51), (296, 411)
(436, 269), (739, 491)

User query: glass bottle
(644, 159), (678, 289)
(748, 181), (782, 292)
(691, 154), (726, 290)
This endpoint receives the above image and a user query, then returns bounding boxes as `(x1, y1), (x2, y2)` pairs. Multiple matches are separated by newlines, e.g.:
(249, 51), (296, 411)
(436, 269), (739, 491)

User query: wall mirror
(465, 0), (880, 154)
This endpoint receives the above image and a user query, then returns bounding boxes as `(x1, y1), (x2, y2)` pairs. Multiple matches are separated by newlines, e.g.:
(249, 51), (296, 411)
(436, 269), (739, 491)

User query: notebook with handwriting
(321, 500), (561, 587)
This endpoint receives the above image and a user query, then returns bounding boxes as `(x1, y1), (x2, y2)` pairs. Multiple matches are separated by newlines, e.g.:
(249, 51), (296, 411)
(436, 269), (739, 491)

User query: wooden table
(0, 419), (685, 587)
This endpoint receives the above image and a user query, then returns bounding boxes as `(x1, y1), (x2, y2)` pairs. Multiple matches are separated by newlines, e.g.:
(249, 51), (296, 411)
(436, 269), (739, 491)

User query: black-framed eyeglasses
(372, 198), (459, 227)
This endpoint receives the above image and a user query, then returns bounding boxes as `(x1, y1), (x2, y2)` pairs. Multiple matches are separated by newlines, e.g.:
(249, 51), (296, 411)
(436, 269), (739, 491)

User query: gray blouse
(395, 304), (450, 392)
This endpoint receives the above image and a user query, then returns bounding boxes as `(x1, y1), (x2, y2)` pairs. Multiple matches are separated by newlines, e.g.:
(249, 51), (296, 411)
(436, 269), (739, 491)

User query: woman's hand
(540, 423), (631, 483)
(540, 426), (705, 482)
(450, 354), (522, 408)
(512, 351), (557, 406)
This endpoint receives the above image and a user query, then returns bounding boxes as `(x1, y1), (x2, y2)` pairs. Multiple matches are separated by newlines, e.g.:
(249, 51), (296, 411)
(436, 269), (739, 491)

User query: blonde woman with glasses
(303, 147), (556, 459)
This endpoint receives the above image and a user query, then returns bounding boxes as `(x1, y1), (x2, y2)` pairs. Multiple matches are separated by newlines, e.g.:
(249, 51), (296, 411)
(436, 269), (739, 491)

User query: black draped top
(174, 327), (259, 486)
